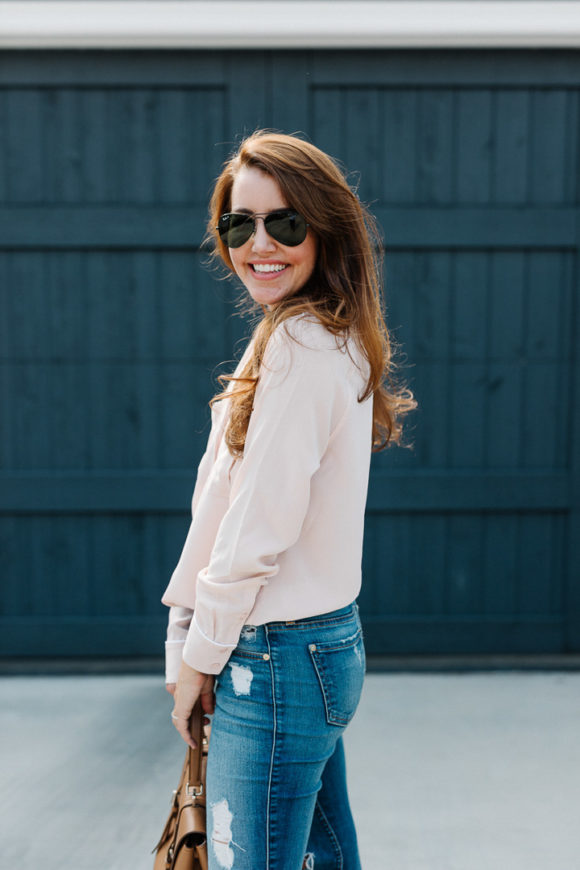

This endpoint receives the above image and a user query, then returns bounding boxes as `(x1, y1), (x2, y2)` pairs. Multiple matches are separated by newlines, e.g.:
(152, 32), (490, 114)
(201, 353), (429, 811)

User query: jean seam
(309, 649), (333, 725)
(264, 625), (275, 870)
(314, 800), (344, 870)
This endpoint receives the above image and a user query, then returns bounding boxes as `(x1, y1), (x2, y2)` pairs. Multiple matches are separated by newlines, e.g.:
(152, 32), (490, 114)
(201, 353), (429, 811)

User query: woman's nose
(251, 218), (276, 252)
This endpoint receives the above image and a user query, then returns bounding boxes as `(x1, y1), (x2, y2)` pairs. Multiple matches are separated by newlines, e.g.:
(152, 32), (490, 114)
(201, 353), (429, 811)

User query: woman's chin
(247, 283), (292, 306)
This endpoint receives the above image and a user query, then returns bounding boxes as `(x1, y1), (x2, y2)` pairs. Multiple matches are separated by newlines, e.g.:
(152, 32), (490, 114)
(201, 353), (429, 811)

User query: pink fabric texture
(162, 316), (373, 680)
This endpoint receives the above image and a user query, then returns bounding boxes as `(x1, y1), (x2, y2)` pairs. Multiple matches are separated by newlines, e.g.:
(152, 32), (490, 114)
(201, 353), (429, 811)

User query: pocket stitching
(308, 631), (365, 727)
(310, 627), (362, 654)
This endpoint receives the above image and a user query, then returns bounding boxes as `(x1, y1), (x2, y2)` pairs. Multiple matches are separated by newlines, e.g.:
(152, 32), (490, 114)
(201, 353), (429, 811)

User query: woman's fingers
(166, 683), (176, 696)
(171, 712), (198, 749)
(172, 695), (199, 748)
(171, 661), (211, 748)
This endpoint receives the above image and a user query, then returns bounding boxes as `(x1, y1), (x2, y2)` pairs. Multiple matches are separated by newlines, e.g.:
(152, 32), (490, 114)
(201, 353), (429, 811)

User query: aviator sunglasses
(217, 209), (309, 249)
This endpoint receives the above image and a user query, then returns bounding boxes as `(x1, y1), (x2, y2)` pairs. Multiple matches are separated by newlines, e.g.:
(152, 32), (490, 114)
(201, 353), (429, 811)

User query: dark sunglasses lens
(217, 211), (308, 248)
(218, 214), (254, 248)
(266, 212), (308, 246)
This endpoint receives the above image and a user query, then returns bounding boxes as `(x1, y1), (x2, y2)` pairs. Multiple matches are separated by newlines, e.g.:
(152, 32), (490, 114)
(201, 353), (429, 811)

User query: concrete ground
(1, 671), (579, 870)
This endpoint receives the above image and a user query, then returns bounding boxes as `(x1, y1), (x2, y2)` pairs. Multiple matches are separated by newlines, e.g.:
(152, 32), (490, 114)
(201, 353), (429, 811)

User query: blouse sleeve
(181, 324), (345, 674)
(163, 402), (225, 682)
(165, 606), (192, 683)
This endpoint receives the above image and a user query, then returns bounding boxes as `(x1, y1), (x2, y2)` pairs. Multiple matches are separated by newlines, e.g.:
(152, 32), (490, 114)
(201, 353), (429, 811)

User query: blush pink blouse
(162, 315), (373, 682)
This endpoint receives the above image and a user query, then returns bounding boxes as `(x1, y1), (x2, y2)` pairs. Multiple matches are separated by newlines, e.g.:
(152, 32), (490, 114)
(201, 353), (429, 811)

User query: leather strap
(186, 702), (204, 791)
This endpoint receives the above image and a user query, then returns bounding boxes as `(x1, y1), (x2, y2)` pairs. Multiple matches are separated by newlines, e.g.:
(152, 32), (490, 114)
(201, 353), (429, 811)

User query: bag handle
(185, 701), (205, 798)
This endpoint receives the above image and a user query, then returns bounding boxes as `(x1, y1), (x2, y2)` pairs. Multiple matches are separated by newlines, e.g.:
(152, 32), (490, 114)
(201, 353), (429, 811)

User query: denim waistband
(234, 602), (362, 656)
(262, 601), (358, 631)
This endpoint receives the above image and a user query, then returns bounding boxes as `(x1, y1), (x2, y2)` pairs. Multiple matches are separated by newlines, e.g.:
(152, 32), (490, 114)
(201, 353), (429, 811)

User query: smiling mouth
(250, 264), (288, 274)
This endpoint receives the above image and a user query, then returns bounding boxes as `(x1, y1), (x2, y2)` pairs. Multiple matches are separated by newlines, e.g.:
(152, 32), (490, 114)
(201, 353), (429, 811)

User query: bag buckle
(186, 782), (204, 798)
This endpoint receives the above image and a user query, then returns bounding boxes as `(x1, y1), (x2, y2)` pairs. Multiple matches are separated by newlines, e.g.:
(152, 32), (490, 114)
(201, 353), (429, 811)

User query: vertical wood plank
(517, 514), (554, 614)
(494, 89), (529, 203)
(226, 51), (269, 139)
(487, 252), (525, 467)
(159, 361), (211, 470)
(409, 514), (447, 615)
(381, 89), (417, 203)
(47, 357), (88, 470)
(0, 517), (19, 613)
(449, 253), (488, 468)
(415, 251), (452, 363)
(0, 91), (7, 200)
(343, 88), (381, 204)
(157, 89), (190, 203)
(191, 87), (229, 203)
(359, 513), (376, 615)
(413, 252), (452, 468)
(483, 515), (518, 614)
(521, 362), (563, 469)
(529, 88), (569, 203)
(125, 88), (158, 203)
(525, 252), (565, 362)
(456, 89), (493, 204)
(449, 361), (487, 468)
(416, 89), (454, 204)
(43, 88), (83, 203)
(413, 362), (449, 469)
(6, 89), (43, 201)
(445, 514), (484, 615)
(374, 514), (411, 615)
(564, 208), (580, 650)
(386, 251), (416, 361)
(489, 252), (526, 361)
(522, 252), (571, 469)
(0, 254), (10, 467)
(81, 89), (110, 202)
(270, 52), (312, 137)
(452, 252), (488, 361)
(310, 87), (342, 163)
(549, 514), (565, 616)
(105, 89), (129, 202)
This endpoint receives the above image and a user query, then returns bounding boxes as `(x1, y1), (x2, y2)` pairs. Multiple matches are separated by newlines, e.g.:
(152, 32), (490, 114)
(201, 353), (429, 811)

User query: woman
(162, 131), (415, 870)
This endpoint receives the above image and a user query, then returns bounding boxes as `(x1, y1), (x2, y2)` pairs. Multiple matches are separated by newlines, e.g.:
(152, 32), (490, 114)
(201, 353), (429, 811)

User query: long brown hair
(207, 131), (416, 457)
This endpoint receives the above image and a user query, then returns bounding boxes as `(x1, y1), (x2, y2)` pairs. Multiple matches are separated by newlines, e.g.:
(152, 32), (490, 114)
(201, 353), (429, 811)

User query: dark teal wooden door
(1, 50), (578, 657)
(300, 52), (580, 655)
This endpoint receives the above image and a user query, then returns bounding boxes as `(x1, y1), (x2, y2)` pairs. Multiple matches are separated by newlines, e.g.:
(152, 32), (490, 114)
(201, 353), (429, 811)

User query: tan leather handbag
(152, 702), (209, 870)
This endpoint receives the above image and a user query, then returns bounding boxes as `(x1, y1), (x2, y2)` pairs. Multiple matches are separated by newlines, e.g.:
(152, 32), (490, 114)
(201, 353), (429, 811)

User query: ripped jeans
(206, 602), (365, 870)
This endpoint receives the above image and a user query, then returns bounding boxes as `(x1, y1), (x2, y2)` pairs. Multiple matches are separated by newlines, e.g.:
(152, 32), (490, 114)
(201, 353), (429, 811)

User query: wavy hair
(206, 131), (416, 457)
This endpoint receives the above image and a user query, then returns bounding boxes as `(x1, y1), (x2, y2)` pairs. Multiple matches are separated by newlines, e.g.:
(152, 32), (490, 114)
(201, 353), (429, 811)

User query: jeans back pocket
(308, 628), (366, 727)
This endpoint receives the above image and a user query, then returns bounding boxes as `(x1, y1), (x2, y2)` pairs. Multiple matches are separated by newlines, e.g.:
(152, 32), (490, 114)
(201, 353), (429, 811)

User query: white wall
(0, 1), (579, 48)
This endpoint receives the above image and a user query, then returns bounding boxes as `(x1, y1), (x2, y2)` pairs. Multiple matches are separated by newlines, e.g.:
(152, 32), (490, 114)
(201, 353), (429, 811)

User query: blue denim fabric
(206, 602), (365, 870)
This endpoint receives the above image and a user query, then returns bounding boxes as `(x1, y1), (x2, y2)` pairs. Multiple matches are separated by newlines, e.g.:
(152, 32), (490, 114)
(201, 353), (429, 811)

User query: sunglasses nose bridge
(251, 215), (276, 249)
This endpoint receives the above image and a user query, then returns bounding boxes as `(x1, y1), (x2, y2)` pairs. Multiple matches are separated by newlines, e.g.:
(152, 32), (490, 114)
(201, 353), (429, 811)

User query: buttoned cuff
(182, 618), (238, 675)
(164, 640), (186, 684)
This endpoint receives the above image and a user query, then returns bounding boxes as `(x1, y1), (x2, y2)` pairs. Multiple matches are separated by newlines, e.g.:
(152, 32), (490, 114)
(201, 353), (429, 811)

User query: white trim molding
(1, 1), (580, 49)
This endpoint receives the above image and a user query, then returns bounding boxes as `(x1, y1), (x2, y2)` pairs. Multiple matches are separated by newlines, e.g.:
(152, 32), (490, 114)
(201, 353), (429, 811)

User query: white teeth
(252, 263), (287, 273)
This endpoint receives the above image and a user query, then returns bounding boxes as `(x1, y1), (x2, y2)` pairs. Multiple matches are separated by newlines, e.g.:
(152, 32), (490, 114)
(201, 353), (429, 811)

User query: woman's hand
(168, 660), (216, 749)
